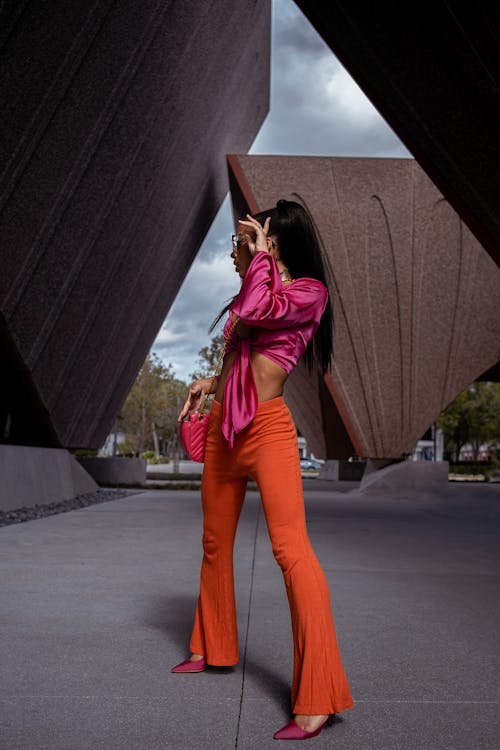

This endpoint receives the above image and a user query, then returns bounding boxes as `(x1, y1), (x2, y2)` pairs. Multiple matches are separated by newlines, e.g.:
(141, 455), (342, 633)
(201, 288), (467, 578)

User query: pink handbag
(179, 314), (239, 462)
(180, 411), (210, 462)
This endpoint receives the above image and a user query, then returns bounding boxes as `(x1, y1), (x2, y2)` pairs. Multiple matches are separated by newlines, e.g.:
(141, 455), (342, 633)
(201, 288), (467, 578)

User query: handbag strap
(198, 312), (240, 415)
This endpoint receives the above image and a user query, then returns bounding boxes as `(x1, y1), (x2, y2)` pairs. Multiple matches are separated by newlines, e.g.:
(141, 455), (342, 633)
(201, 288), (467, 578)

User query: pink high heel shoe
(273, 714), (335, 740)
(170, 656), (207, 673)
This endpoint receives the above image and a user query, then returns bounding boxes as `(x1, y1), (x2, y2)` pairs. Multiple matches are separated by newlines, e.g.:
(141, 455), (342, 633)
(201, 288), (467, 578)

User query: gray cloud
(151, 196), (239, 381)
(273, 0), (330, 56)
(252, 0), (410, 158)
(152, 0), (410, 382)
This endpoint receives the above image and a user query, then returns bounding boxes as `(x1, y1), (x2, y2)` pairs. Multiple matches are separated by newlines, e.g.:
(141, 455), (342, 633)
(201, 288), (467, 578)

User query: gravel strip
(0, 488), (142, 528)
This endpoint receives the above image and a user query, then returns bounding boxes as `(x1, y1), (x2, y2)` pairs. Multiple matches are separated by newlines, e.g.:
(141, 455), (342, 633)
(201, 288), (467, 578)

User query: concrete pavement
(1, 480), (499, 749)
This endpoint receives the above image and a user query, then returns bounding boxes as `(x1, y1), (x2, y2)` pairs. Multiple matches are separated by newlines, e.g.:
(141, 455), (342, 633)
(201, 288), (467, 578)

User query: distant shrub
(141, 452), (170, 464)
(117, 442), (136, 457)
(449, 461), (495, 479)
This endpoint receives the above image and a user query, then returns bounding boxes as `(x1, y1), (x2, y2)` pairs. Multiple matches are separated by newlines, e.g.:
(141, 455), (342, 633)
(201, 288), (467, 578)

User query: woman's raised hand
(177, 378), (212, 422)
(238, 215), (271, 256)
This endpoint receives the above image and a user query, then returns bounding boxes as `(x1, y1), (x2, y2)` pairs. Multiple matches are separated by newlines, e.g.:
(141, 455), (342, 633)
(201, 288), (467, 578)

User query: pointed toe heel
(273, 714), (334, 741)
(170, 656), (207, 673)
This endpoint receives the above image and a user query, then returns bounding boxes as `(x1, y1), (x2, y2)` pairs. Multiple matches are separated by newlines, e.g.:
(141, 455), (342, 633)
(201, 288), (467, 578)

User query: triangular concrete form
(228, 155), (500, 459)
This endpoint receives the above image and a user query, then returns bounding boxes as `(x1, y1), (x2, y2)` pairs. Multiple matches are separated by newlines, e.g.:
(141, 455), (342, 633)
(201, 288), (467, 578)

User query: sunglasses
(231, 233), (247, 250)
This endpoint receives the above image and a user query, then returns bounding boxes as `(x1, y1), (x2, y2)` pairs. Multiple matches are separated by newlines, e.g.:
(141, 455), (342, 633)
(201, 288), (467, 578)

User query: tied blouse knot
(221, 251), (328, 447)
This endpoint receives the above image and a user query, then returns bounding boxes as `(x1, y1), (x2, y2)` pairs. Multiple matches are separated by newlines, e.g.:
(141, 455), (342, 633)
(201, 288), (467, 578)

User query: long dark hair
(211, 199), (334, 373)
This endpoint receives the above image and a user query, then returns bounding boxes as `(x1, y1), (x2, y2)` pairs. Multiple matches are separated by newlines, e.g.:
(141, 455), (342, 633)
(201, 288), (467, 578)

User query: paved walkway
(1, 480), (499, 749)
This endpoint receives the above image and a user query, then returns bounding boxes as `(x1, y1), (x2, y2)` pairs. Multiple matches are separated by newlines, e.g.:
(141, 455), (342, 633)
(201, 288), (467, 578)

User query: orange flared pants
(189, 396), (354, 715)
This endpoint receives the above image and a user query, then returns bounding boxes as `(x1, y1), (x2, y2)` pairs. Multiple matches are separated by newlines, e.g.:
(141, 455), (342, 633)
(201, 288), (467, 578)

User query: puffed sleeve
(230, 251), (328, 328)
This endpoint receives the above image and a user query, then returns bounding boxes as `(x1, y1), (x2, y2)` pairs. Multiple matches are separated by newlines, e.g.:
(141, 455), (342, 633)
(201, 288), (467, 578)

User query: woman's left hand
(238, 215), (271, 256)
(177, 378), (212, 422)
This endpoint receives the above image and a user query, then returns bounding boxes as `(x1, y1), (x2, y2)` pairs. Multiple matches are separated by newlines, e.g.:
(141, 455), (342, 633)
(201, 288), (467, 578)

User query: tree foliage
(437, 382), (500, 461)
(118, 353), (187, 456)
(189, 334), (225, 381)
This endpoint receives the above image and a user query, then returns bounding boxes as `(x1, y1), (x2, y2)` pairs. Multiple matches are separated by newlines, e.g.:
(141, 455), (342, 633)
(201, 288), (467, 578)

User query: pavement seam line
(234, 500), (261, 750)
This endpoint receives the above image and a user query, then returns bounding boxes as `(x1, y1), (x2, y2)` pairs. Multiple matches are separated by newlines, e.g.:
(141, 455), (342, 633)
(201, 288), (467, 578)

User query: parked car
(300, 458), (323, 471)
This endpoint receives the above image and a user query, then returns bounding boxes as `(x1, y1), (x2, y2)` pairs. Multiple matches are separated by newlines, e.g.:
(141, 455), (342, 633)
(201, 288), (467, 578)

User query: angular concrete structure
(228, 154), (500, 459)
(0, 0), (270, 452)
(296, 1), (500, 266)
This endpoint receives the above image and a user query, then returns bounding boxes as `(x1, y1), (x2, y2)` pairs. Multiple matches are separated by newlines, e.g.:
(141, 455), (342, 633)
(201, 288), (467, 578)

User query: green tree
(118, 353), (187, 457)
(436, 389), (471, 462)
(160, 368), (189, 459)
(189, 334), (225, 381)
(463, 382), (500, 460)
(437, 382), (500, 461)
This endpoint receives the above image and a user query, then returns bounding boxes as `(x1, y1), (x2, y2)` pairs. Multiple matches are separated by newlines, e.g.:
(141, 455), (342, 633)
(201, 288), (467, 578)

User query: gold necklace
(280, 267), (294, 284)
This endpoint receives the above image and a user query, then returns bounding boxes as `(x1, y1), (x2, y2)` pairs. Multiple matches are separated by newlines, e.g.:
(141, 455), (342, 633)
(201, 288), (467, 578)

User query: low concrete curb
(0, 445), (97, 512)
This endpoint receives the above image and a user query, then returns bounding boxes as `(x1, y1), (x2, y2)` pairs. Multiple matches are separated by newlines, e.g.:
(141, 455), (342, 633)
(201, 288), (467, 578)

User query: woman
(173, 199), (354, 740)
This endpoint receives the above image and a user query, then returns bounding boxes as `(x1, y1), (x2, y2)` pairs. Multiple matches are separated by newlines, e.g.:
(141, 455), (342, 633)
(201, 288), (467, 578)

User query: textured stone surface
(228, 154), (500, 459)
(296, 1), (500, 266)
(284, 361), (355, 459)
(0, 0), (270, 449)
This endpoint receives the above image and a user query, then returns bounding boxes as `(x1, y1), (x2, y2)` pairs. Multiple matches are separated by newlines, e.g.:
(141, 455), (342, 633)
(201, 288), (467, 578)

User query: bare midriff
(214, 349), (288, 405)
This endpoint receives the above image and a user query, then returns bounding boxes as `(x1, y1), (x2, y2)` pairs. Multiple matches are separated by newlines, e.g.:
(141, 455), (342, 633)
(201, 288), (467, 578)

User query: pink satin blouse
(220, 250), (328, 447)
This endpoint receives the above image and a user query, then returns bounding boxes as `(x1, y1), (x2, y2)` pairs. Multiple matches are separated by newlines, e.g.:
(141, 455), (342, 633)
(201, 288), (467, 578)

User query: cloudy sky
(152, 0), (410, 383)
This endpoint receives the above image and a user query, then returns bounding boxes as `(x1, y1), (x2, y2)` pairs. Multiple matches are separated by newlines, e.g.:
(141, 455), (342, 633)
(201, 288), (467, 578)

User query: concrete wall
(0, 445), (97, 512)
(77, 457), (146, 486)
(0, 0), (270, 450)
